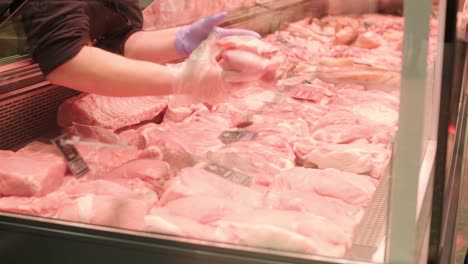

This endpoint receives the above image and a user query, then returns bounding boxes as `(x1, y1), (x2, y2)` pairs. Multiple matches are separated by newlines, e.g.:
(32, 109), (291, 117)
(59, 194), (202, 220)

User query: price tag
(218, 130), (258, 144)
(204, 163), (252, 186)
(51, 134), (90, 177)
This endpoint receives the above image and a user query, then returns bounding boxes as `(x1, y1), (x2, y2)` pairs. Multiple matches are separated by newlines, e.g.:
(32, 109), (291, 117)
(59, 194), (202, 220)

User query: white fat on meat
(270, 167), (376, 207)
(294, 138), (390, 179)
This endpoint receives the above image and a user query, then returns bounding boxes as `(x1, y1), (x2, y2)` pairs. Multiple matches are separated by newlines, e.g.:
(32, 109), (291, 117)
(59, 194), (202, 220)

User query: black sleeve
(21, 0), (90, 76)
(95, 0), (143, 55)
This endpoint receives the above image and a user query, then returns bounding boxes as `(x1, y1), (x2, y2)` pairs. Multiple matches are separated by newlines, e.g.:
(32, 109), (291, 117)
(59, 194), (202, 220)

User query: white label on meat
(218, 130), (258, 144)
(204, 163), (252, 186)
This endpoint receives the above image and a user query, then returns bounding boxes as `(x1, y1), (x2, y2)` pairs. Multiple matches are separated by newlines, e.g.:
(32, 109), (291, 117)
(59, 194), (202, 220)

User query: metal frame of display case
(0, 0), (460, 263)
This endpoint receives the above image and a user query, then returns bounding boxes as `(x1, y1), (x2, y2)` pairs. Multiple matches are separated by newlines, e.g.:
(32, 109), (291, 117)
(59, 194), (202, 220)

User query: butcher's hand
(175, 12), (261, 57)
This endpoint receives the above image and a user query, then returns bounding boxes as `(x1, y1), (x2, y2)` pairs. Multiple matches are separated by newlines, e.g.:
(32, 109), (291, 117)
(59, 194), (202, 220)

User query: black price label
(51, 134), (90, 177)
(204, 163), (252, 186)
(219, 130), (258, 144)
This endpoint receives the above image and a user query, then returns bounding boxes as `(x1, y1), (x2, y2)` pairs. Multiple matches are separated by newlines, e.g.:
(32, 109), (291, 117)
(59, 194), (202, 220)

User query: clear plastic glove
(170, 34), (228, 107)
(175, 12), (261, 57)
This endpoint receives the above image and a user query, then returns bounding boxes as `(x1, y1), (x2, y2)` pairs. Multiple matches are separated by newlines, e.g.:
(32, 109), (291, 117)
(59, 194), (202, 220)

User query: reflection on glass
(0, 1), (27, 59)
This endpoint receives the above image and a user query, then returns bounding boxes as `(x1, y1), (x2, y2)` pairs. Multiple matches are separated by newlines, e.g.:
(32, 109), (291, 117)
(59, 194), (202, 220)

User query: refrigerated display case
(0, 0), (454, 263)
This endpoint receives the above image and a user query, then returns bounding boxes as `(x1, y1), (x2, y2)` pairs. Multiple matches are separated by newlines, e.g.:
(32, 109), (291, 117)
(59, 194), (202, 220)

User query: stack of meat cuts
(0, 13), (439, 259)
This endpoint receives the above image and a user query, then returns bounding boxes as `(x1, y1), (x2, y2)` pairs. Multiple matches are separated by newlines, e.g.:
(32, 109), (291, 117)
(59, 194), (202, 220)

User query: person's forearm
(124, 28), (183, 63)
(46, 46), (175, 97)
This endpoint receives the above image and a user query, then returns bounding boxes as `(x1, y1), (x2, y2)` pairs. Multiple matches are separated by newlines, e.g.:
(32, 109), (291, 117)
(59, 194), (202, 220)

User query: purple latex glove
(175, 12), (261, 57)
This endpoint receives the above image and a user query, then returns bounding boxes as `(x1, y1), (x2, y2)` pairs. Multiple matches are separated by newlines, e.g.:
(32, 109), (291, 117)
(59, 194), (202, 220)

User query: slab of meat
(264, 190), (362, 233)
(206, 139), (296, 186)
(57, 94), (167, 130)
(56, 194), (148, 230)
(145, 209), (234, 243)
(0, 192), (69, 217)
(65, 123), (122, 144)
(159, 167), (263, 207)
(128, 121), (226, 170)
(309, 123), (390, 145)
(164, 103), (209, 123)
(158, 194), (251, 224)
(18, 141), (151, 179)
(288, 79), (335, 105)
(0, 150), (66, 197)
(336, 102), (399, 131)
(270, 167), (376, 207)
(331, 89), (399, 112)
(216, 36), (285, 84)
(294, 138), (391, 179)
(102, 159), (172, 197)
(213, 209), (350, 257)
(60, 178), (158, 204)
(292, 62), (401, 92)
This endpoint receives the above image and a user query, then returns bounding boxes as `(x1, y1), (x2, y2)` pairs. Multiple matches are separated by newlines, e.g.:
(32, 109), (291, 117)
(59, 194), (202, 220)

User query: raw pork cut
(60, 178), (158, 204)
(0, 150), (66, 197)
(206, 139), (295, 186)
(159, 194), (251, 224)
(213, 209), (350, 257)
(0, 192), (68, 217)
(159, 167), (263, 207)
(270, 167), (376, 207)
(56, 194), (147, 230)
(294, 138), (391, 178)
(57, 94), (167, 130)
(145, 209), (233, 243)
(264, 190), (362, 233)
(102, 159), (172, 197)
(216, 36), (285, 84)
(18, 141), (148, 179)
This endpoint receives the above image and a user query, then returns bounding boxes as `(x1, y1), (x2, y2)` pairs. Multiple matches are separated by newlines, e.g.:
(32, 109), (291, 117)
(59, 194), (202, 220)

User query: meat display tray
(0, 1), (403, 262)
(0, 84), (391, 264)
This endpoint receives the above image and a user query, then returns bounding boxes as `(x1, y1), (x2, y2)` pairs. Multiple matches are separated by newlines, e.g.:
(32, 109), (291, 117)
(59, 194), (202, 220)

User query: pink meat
(270, 167), (376, 207)
(144, 209), (234, 243)
(294, 138), (391, 179)
(159, 194), (251, 224)
(56, 194), (147, 230)
(0, 150), (66, 197)
(213, 209), (350, 257)
(102, 159), (172, 197)
(60, 178), (158, 203)
(217, 35), (280, 55)
(219, 50), (269, 74)
(264, 190), (362, 233)
(18, 141), (148, 179)
(309, 124), (389, 144)
(57, 94), (167, 130)
(331, 89), (399, 111)
(216, 36), (285, 84)
(0, 192), (69, 217)
(310, 111), (359, 131)
(65, 123), (122, 144)
(206, 140), (296, 186)
(159, 167), (263, 207)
